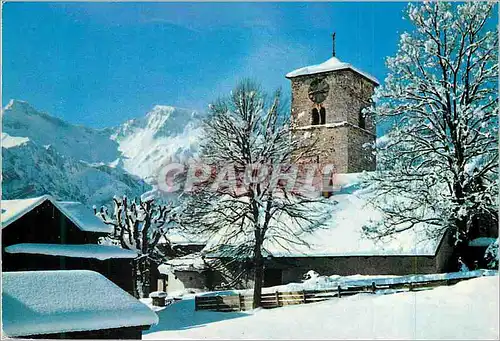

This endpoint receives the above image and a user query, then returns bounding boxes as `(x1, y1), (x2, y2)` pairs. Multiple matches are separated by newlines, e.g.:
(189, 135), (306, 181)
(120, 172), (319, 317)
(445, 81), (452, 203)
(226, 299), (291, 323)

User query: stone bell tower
(286, 35), (378, 174)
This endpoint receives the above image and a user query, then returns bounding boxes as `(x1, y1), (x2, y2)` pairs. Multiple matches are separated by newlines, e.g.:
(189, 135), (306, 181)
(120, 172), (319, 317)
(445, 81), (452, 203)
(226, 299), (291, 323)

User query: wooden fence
(194, 276), (473, 312)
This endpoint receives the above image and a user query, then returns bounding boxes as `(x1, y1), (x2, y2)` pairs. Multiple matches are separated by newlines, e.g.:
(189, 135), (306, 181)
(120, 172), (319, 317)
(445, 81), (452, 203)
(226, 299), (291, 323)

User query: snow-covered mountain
(2, 100), (202, 207)
(111, 105), (202, 183)
(3, 100), (120, 164)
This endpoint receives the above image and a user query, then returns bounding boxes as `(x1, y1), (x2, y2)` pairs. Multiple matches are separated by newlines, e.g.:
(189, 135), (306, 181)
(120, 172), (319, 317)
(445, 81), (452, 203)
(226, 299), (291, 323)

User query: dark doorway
(263, 268), (283, 287)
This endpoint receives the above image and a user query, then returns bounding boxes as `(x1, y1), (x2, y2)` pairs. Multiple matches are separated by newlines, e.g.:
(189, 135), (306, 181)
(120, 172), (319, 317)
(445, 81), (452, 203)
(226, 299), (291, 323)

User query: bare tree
(364, 2), (498, 269)
(95, 195), (176, 298)
(179, 81), (330, 308)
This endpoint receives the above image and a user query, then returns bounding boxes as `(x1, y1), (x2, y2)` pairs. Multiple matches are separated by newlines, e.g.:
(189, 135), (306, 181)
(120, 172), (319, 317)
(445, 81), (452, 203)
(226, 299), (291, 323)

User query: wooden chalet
(1, 195), (136, 294)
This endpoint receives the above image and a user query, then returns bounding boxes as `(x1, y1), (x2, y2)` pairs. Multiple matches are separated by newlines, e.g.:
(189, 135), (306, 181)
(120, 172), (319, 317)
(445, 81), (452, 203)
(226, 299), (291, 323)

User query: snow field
(143, 276), (499, 339)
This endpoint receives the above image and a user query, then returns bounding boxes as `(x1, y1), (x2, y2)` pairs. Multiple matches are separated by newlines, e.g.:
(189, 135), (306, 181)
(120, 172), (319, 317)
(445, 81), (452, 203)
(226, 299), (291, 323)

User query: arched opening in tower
(358, 109), (366, 129)
(311, 108), (320, 125)
(320, 107), (326, 125)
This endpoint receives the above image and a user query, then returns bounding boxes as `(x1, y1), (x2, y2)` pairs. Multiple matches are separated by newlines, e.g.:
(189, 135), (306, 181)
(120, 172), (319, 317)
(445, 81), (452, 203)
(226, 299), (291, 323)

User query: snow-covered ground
(143, 276), (499, 340)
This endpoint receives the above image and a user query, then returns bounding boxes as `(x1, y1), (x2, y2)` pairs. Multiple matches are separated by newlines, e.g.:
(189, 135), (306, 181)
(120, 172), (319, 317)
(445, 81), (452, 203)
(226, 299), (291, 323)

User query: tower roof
(286, 56), (379, 85)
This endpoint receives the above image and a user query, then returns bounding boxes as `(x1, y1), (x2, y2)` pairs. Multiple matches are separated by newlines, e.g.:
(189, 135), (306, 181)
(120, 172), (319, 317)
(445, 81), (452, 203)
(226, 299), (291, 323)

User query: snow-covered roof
(1, 195), (112, 233)
(56, 201), (112, 233)
(2, 270), (158, 337)
(203, 173), (441, 258)
(5, 243), (138, 260)
(162, 229), (207, 246)
(158, 254), (207, 275)
(286, 56), (379, 85)
(1, 196), (48, 228)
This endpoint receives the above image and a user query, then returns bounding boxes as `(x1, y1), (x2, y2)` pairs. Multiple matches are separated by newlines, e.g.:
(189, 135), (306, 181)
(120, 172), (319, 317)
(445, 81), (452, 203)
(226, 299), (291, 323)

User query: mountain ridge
(2, 99), (201, 206)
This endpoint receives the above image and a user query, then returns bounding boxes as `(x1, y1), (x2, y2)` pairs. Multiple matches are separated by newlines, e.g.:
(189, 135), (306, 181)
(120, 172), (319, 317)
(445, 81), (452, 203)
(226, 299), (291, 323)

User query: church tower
(286, 35), (378, 174)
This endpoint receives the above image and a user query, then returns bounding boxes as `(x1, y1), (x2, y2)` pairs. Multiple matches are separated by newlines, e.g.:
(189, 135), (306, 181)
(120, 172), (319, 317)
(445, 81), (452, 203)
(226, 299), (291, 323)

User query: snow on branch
(364, 2), (498, 268)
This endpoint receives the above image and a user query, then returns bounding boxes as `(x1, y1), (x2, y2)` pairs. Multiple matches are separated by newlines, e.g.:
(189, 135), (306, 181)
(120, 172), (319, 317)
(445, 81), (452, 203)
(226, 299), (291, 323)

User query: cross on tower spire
(332, 33), (336, 57)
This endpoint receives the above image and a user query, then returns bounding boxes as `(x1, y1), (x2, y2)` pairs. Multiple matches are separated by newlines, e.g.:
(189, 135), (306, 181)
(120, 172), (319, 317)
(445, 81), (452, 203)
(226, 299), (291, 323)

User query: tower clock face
(308, 78), (330, 103)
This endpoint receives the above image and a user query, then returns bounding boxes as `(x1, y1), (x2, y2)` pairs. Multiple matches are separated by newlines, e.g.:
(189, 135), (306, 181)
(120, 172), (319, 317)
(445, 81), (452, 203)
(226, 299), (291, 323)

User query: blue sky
(3, 2), (412, 128)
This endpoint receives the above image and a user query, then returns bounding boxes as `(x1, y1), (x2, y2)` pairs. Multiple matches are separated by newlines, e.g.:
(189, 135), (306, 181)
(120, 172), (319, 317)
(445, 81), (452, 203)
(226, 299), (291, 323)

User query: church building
(286, 35), (378, 174)
(161, 38), (497, 292)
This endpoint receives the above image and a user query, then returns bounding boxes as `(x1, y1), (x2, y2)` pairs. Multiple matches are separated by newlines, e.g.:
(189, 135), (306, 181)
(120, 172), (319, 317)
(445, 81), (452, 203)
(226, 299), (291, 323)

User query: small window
(320, 107), (326, 125)
(359, 110), (366, 129)
(311, 108), (320, 125)
(321, 191), (332, 198)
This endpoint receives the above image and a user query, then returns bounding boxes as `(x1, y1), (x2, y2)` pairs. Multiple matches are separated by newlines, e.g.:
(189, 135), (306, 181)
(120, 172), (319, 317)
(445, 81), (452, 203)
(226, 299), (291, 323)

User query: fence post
(275, 291), (280, 307)
(302, 290), (307, 304)
(371, 282), (376, 294)
(194, 296), (198, 311)
(238, 293), (243, 311)
(337, 285), (341, 298)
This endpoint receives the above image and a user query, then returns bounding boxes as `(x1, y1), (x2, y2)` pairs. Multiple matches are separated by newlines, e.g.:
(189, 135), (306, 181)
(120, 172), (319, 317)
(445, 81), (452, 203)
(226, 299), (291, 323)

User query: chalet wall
(165, 270), (207, 294)
(206, 254), (437, 289)
(23, 326), (146, 339)
(266, 256), (437, 285)
(2, 253), (135, 294)
(435, 230), (456, 273)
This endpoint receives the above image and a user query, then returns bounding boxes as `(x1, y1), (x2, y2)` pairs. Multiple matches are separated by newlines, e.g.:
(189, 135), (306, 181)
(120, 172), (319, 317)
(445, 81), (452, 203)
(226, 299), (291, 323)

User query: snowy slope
(2, 135), (148, 207)
(202, 173), (439, 257)
(144, 276), (499, 340)
(2, 132), (29, 148)
(111, 105), (201, 183)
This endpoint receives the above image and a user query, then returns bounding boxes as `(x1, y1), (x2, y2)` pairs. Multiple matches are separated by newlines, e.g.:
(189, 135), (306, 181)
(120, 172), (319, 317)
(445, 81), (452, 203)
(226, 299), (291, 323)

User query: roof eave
(285, 67), (380, 85)
(2, 195), (112, 234)
(1, 195), (53, 229)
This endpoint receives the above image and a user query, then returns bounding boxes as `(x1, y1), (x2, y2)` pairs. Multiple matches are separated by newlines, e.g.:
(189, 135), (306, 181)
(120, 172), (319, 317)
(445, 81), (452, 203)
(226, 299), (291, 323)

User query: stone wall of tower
(289, 68), (377, 174)
(347, 125), (376, 172)
(293, 125), (349, 173)
(290, 69), (376, 134)
(292, 124), (376, 173)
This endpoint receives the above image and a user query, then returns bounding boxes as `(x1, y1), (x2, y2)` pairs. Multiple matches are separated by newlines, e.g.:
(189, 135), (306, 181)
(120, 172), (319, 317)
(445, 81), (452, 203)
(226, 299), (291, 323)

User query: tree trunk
(252, 235), (264, 309)
(141, 258), (151, 298)
(453, 217), (470, 270)
(131, 260), (142, 299)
